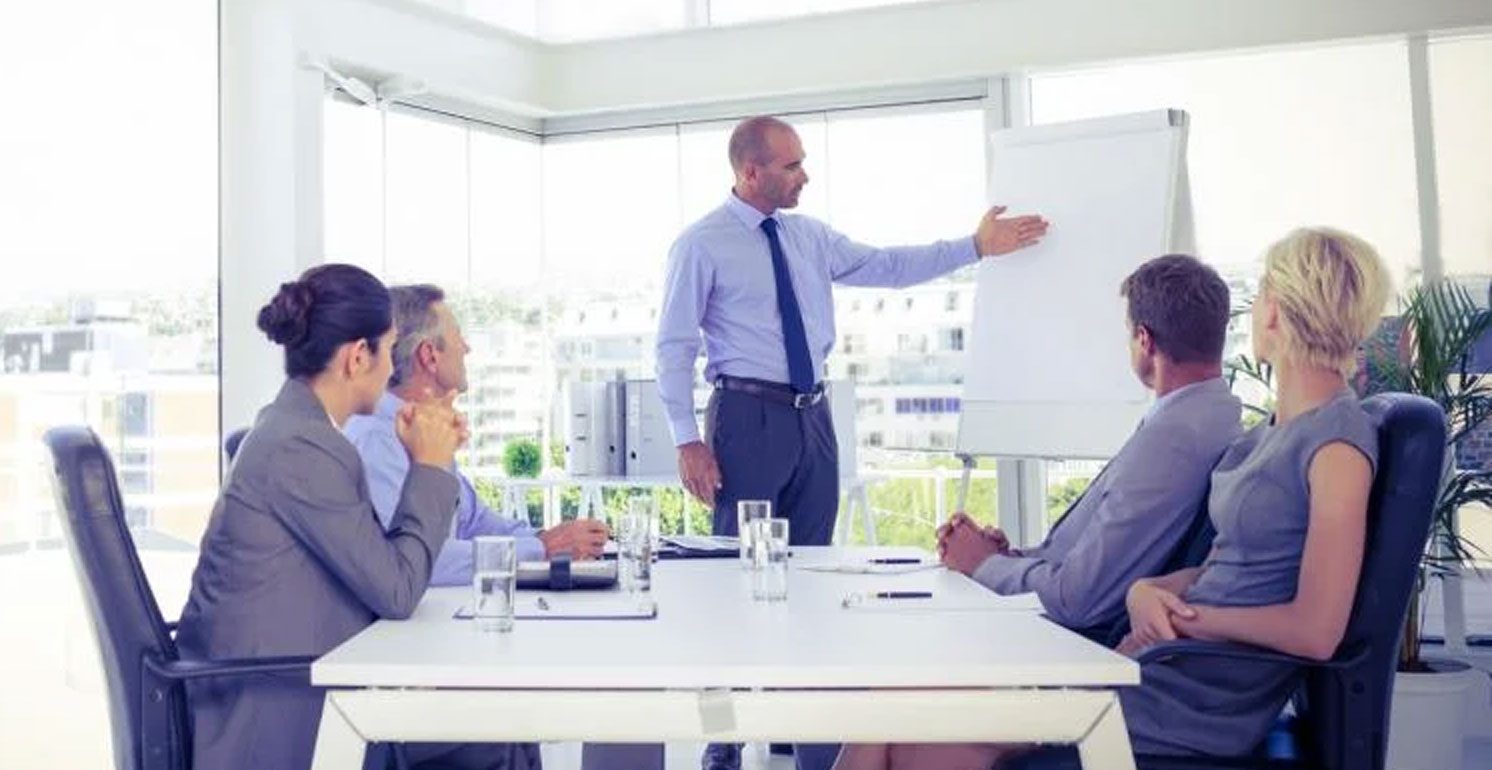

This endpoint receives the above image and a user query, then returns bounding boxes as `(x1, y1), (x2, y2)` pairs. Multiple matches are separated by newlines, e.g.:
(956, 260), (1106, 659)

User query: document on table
(454, 593), (658, 620)
(663, 534), (738, 553)
(798, 561), (941, 575)
(839, 591), (1043, 613)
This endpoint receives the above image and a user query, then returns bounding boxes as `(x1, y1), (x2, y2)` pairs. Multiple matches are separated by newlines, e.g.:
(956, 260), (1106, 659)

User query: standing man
(656, 116), (1047, 770)
(657, 115), (1048, 545)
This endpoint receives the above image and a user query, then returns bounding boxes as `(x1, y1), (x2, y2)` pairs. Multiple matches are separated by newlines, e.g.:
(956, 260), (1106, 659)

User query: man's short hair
(728, 116), (792, 172)
(387, 284), (446, 388)
(1120, 254), (1231, 364)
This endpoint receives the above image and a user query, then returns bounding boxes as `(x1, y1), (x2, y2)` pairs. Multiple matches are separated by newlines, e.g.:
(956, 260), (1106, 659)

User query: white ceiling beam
(542, 0), (1492, 116)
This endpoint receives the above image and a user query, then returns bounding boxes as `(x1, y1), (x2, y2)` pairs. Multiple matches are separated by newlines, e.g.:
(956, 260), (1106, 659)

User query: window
(1029, 40), (1422, 540)
(323, 103), (547, 469)
(1429, 34), (1492, 280)
(328, 102), (992, 540)
(1031, 41), (1420, 294)
(384, 111), (471, 289)
(0, 3), (219, 545)
(0, 1), (217, 767)
(428, 0), (942, 41)
(710, 0), (937, 28)
(122, 392), (152, 436)
(534, 0), (687, 41)
(1045, 460), (1103, 526)
(323, 98), (385, 272)
(543, 128), (681, 296)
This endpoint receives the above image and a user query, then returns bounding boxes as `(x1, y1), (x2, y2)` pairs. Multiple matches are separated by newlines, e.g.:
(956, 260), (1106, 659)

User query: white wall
(220, 0), (323, 438)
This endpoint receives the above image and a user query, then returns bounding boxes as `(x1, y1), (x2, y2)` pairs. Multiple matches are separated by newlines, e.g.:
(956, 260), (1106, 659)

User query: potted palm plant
(1358, 280), (1492, 770)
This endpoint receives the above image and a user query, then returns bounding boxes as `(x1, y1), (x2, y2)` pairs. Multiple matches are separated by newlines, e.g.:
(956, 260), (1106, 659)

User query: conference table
(310, 547), (1140, 770)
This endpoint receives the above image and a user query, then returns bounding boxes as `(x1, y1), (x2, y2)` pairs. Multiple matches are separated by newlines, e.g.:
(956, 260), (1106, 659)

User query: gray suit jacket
(973, 378), (1242, 629)
(176, 379), (459, 770)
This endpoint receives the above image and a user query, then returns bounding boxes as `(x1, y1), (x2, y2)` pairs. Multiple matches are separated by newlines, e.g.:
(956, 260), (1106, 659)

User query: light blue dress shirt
(656, 193), (979, 445)
(344, 392), (546, 586)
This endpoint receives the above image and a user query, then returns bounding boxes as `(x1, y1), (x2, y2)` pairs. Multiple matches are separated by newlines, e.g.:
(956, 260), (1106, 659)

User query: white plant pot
(1386, 659), (1478, 770)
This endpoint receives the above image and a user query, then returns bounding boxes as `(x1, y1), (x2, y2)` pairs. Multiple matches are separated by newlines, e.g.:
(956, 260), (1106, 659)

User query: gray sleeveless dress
(1120, 390), (1379, 757)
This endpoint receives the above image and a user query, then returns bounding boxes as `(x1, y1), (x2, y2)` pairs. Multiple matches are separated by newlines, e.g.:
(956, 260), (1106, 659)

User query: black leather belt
(715, 375), (825, 409)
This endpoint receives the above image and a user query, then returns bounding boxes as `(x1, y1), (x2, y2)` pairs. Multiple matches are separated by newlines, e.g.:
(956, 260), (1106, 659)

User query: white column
(1406, 33), (1468, 655)
(219, 0), (326, 460)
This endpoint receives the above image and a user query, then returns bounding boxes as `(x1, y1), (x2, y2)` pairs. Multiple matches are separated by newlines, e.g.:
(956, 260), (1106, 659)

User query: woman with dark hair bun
(176, 265), (534, 769)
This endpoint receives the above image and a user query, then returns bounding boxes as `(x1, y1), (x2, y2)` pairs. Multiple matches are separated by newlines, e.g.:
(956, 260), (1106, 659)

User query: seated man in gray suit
(939, 253), (1242, 633)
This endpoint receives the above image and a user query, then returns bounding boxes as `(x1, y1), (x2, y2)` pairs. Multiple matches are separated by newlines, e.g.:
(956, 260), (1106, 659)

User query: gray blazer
(973, 378), (1243, 629)
(175, 379), (459, 770)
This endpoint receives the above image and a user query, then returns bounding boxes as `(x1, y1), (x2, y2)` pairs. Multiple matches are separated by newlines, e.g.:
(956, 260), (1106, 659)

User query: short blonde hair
(1261, 227), (1391, 375)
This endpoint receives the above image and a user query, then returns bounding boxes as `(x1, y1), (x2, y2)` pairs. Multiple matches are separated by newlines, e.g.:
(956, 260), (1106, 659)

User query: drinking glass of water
(750, 518), (790, 602)
(472, 536), (517, 632)
(619, 497), (658, 593)
(737, 500), (772, 570)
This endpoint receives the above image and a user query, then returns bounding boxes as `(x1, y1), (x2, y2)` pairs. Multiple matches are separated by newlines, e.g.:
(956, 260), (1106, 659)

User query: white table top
(314, 547), (1138, 691)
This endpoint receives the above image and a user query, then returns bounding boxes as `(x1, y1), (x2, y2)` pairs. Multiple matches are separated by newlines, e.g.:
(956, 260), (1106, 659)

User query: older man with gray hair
(346, 284), (609, 588)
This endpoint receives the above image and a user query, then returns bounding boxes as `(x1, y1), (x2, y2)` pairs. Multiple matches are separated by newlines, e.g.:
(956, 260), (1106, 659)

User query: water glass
(472, 536), (517, 632)
(737, 499), (772, 569)
(619, 499), (658, 593)
(750, 518), (790, 602)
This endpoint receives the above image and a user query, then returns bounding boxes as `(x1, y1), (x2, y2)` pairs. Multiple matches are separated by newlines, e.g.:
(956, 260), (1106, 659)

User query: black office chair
(1014, 393), (1447, 770)
(43, 426), (314, 770)
(223, 427), (249, 464)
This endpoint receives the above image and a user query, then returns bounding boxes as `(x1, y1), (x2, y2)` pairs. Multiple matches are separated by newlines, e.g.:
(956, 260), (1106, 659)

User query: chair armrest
(1138, 639), (1368, 670)
(143, 654), (315, 682)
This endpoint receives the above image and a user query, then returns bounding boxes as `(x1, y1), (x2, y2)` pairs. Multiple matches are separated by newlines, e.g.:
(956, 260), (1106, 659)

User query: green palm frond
(1424, 470), (1492, 576)
(1377, 282), (1492, 584)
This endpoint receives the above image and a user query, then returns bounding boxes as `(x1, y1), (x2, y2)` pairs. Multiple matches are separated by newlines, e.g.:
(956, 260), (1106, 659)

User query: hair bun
(256, 280), (315, 347)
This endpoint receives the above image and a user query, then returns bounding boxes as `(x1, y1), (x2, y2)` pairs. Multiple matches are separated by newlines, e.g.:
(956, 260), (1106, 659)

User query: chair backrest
(223, 427), (249, 464)
(1299, 393), (1446, 770)
(1162, 498), (1217, 576)
(43, 426), (190, 770)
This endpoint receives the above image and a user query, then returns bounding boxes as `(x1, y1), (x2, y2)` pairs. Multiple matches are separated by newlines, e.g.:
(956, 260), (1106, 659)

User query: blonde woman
(833, 228), (1392, 769)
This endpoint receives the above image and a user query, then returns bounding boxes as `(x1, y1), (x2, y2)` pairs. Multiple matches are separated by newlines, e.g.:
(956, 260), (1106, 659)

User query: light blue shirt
(1142, 376), (1211, 423)
(656, 193), (979, 445)
(344, 392), (546, 586)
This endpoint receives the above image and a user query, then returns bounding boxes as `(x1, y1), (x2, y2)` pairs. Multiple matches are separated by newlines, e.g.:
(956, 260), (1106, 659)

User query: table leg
(1076, 694), (1135, 770)
(581, 742), (665, 770)
(834, 489), (850, 545)
(856, 483), (876, 546)
(311, 691), (369, 770)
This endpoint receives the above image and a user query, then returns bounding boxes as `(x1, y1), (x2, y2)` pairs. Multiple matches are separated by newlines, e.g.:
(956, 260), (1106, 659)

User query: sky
(0, 1), (217, 301)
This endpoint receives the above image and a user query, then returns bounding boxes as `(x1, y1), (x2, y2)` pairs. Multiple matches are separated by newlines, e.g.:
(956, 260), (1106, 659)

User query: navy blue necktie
(759, 218), (816, 394)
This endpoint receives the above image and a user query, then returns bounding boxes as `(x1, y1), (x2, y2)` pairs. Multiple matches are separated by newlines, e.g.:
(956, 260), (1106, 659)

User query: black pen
(874, 591), (933, 599)
(868, 557), (923, 565)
